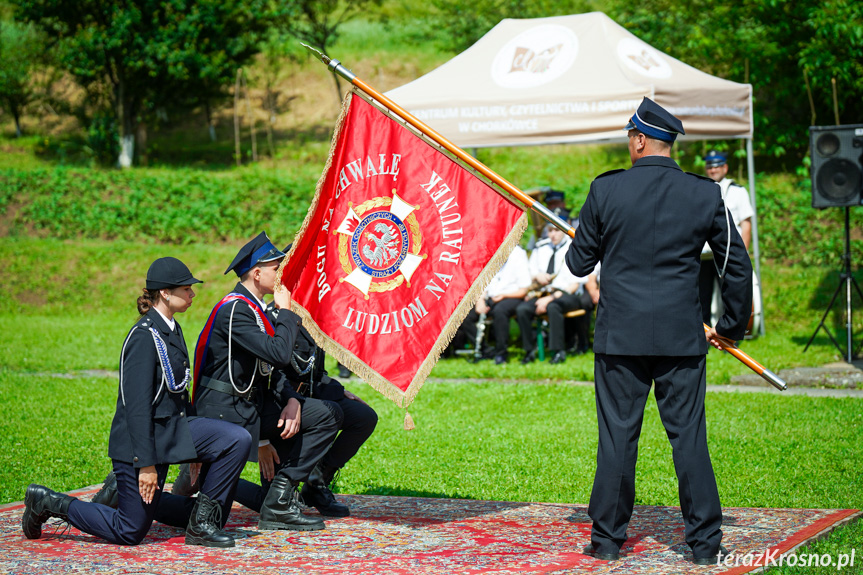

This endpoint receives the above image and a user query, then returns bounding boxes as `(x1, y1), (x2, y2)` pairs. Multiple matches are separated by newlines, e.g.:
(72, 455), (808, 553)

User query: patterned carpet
(0, 486), (857, 574)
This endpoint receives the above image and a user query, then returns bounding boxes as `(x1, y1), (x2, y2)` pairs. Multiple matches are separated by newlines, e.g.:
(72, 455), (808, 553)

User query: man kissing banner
(280, 91), (527, 413)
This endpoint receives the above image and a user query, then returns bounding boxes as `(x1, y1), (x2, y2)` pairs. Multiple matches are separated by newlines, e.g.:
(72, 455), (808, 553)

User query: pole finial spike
(300, 43), (330, 65)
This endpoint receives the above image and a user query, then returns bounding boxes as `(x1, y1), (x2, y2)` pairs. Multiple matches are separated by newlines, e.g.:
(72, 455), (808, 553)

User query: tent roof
(385, 12), (752, 148)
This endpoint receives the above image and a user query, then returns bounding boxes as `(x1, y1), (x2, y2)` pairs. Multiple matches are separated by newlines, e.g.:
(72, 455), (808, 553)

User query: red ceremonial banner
(280, 92), (527, 408)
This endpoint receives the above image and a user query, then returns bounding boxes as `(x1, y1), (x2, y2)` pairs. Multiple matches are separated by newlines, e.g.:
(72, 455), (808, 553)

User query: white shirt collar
(251, 293), (267, 311)
(154, 307), (175, 331)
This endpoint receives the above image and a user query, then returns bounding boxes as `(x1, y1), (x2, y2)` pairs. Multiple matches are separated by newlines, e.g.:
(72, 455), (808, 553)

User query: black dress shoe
(549, 350), (566, 364)
(583, 544), (620, 561)
(572, 345), (590, 356)
(172, 463), (201, 497)
(521, 349), (537, 364)
(493, 353), (508, 365)
(337, 364), (352, 379)
(692, 544), (730, 565)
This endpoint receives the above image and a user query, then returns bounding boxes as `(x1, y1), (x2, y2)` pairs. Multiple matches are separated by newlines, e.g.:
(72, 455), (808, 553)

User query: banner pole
(304, 46), (786, 392)
(303, 45), (574, 238)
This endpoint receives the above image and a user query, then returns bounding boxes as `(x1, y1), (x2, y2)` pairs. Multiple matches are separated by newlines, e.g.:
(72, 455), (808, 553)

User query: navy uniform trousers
(151, 398), (342, 529)
(233, 393), (376, 512)
(68, 417), (250, 544)
(590, 354), (721, 559)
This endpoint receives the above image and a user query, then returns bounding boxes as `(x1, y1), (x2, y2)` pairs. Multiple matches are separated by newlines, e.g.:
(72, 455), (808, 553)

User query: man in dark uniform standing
(566, 98), (752, 565)
(189, 232), (340, 531)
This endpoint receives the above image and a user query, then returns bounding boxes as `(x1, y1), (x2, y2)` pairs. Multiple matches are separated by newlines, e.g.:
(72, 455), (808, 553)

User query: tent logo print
(492, 25), (578, 89)
(617, 38), (672, 79)
(509, 44), (563, 74)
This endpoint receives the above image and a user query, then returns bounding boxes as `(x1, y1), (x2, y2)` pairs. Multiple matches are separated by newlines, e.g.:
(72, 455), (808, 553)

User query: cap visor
(257, 248), (286, 263)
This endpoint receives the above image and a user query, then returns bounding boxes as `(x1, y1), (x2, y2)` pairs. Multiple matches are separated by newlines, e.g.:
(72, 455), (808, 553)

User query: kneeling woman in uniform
(22, 257), (252, 547)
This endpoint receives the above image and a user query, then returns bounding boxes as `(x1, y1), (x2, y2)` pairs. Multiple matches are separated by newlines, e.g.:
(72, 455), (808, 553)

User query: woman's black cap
(146, 257), (203, 290)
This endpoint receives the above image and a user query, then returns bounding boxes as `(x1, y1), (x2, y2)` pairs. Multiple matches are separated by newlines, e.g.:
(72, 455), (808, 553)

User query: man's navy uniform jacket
(566, 155), (752, 352)
(193, 283), (304, 460)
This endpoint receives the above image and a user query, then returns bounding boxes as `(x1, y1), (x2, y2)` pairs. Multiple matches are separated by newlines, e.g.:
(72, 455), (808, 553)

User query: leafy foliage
(428, 0), (599, 52)
(426, 0), (863, 163)
(13, 0), (272, 165)
(607, 0), (863, 162)
(272, 0), (383, 106)
(0, 19), (44, 137)
(0, 166), (316, 243)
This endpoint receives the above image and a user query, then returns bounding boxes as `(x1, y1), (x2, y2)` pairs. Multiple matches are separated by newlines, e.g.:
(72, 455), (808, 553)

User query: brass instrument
(526, 273), (559, 300)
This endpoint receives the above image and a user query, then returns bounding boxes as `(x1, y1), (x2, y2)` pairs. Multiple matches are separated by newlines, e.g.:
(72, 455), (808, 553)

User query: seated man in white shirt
(459, 245), (532, 364)
(517, 217), (598, 364)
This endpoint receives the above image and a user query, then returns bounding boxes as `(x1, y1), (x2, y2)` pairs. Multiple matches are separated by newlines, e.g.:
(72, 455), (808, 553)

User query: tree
(607, 0), (863, 162)
(273, 0), (383, 107)
(0, 19), (43, 137)
(798, 0), (863, 126)
(429, 0), (600, 52)
(14, 0), (271, 167)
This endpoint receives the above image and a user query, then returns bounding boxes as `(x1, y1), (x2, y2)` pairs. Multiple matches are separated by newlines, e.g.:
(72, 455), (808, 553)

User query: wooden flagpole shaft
(306, 46), (785, 392)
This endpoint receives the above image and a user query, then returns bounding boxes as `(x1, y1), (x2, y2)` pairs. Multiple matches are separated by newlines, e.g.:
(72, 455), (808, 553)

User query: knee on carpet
(116, 525), (150, 546)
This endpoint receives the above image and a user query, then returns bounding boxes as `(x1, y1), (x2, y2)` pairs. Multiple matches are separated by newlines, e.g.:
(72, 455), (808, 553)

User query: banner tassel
(404, 410), (415, 431)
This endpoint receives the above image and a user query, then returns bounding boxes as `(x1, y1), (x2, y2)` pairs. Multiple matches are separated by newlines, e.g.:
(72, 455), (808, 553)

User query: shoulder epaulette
(535, 238), (551, 247)
(685, 171), (718, 184)
(595, 168), (625, 179)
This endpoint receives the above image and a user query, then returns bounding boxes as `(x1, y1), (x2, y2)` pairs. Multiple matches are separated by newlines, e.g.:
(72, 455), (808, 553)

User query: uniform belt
(200, 376), (256, 400)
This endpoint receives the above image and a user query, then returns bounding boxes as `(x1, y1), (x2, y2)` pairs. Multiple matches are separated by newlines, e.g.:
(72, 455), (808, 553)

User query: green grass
(1, 372), (860, 573)
(1, 240), (860, 573)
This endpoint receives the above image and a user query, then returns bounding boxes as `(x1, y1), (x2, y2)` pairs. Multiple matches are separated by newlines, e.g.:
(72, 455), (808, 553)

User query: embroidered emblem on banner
(335, 190), (426, 298)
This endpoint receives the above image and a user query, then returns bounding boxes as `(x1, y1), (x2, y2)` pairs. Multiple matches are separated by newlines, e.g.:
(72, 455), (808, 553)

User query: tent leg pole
(746, 138), (766, 336)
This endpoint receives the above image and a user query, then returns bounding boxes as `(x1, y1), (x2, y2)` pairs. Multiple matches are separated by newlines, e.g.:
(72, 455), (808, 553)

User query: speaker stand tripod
(804, 207), (863, 362)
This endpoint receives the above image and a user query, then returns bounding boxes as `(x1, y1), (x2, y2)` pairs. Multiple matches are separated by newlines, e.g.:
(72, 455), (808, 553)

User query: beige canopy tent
(385, 12), (764, 333)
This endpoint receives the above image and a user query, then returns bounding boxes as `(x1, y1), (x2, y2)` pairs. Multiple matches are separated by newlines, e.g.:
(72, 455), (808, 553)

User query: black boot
(259, 475), (325, 531)
(22, 484), (75, 539)
(300, 463), (350, 517)
(91, 472), (118, 509)
(172, 463), (200, 497)
(184, 493), (235, 548)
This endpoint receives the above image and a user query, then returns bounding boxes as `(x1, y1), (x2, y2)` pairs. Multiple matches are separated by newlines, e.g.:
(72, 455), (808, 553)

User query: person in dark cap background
(544, 189), (566, 211)
(177, 232), (340, 532)
(24, 257), (252, 548)
(527, 187), (568, 250)
(566, 97), (752, 564)
(699, 150), (754, 325)
(516, 211), (598, 364)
